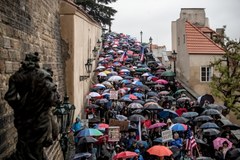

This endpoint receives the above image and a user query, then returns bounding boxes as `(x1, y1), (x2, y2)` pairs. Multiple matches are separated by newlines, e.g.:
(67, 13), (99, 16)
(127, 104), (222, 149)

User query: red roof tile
(185, 21), (225, 54)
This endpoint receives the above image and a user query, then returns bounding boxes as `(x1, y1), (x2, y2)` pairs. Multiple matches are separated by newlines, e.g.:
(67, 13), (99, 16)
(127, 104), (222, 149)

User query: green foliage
(210, 37), (240, 118)
(75, 0), (117, 25)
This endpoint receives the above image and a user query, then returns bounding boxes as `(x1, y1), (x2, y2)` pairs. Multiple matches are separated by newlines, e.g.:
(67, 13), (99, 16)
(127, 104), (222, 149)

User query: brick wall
(0, 0), (66, 159)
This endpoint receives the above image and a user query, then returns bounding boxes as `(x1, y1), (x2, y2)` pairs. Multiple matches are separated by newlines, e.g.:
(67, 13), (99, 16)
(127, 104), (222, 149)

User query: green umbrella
(161, 71), (175, 77)
(135, 68), (150, 72)
(174, 89), (186, 95)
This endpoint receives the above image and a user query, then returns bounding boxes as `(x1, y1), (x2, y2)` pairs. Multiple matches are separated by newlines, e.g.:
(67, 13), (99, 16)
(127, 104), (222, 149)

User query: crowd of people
(71, 32), (240, 160)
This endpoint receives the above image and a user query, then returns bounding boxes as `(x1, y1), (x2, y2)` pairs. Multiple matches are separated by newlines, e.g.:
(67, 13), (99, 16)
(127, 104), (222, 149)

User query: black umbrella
(129, 114), (146, 122)
(222, 123), (240, 130)
(87, 104), (100, 109)
(200, 94), (214, 106)
(133, 99), (145, 105)
(146, 91), (158, 97)
(78, 136), (98, 144)
(193, 115), (213, 122)
(203, 103), (227, 111)
(73, 152), (92, 160)
(95, 98), (109, 104)
(131, 109), (143, 114)
(225, 148), (240, 160)
(202, 128), (220, 136)
(144, 103), (163, 111)
(172, 117), (189, 124)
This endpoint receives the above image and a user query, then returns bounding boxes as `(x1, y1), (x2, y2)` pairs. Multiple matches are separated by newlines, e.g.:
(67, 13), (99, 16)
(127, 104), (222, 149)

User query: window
(177, 37), (180, 46)
(201, 66), (212, 82)
(183, 34), (185, 44)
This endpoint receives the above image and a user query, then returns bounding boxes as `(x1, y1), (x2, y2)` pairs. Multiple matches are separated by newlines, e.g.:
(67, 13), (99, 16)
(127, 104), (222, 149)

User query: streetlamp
(61, 95), (76, 127)
(149, 37), (153, 52)
(140, 31), (143, 43)
(92, 46), (98, 57)
(172, 50), (177, 75)
(79, 59), (93, 81)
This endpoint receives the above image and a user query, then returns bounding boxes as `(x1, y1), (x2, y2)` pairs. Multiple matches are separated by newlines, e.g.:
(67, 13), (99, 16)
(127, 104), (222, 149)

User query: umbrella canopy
(77, 128), (103, 137)
(78, 136), (98, 144)
(147, 145), (173, 157)
(172, 117), (189, 124)
(98, 72), (107, 77)
(182, 112), (199, 118)
(174, 89), (186, 95)
(155, 79), (168, 84)
(116, 114), (128, 121)
(73, 152), (92, 159)
(225, 148), (240, 159)
(222, 123), (240, 130)
(148, 122), (167, 129)
(129, 114), (146, 122)
(122, 94), (138, 100)
(159, 109), (179, 119)
(95, 98), (109, 104)
(89, 92), (101, 98)
(128, 103), (143, 109)
(201, 109), (221, 116)
(146, 91), (158, 97)
(204, 104), (227, 111)
(202, 128), (220, 136)
(94, 123), (109, 129)
(177, 97), (191, 102)
(200, 94), (214, 106)
(161, 71), (176, 77)
(213, 137), (232, 150)
(144, 102), (163, 111)
(159, 91), (170, 95)
(196, 157), (213, 160)
(108, 75), (123, 82)
(113, 151), (138, 159)
(200, 122), (219, 129)
(169, 123), (188, 131)
(193, 115), (213, 122)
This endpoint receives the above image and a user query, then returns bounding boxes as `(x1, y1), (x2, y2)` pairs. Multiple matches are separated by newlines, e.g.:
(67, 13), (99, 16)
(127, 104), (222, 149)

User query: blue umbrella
(132, 81), (143, 86)
(121, 79), (132, 84)
(133, 92), (144, 99)
(159, 109), (179, 119)
(169, 123), (188, 131)
(200, 122), (219, 129)
(137, 141), (149, 148)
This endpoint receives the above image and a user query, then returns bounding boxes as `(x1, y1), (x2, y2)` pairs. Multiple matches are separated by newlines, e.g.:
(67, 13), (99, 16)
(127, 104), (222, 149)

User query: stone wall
(0, 0), (66, 159)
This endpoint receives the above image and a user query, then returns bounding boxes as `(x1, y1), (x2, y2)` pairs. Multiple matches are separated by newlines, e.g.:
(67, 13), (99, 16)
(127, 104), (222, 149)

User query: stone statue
(4, 52), (60, 160)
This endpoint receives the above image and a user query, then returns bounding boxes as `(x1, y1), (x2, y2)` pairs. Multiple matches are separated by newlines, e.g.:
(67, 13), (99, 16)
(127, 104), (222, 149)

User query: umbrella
(131, 109), (143, 114)
(128, 103), (143, 109)
(121, 79), (132, 84)
(148, 122), (167, 129)
(169, 123), (188, 131)
(200, 122), (219, 129)
(193, 115), (213, 122)
(161, 71), (175, 77)
(133, 99), (145, 105)
(89, 92), (101, 98)
(159, 91), (170, 95)
(94, 123), (109, 129)
(172, 117), (189, 124)
(98, 72), (107, 77)
(201, 109), (221, 116)
(116, 114), (128, 121)
(132, 92), (145, 99)
(146, 91), (158, 97)
(122, 94), (138, 100)
(137, 140), (149, 148)
(87, 104), (100, 109)
(222, 123), (240, 130)
(213, 137), (232, 150)
(204, 104), (227, 110)
(129, 114), (145, 122)
(153, 137), (163, 143)
(159, 109), (179, 119)
(147, 145), (173, 157)
(119, 97), (132, 102)
(113, 151), (138, 159)
(196, 138), (208, 146)
(169, 146), (181, 158)
(225, 148), (240, 159)
(78, 136), (98, 144)
(203, 128), (220, 136)
(200, 94), (214, 106)
(95, 98), (109, 104)
(77, 128), (103, 137)
(154, 84), (165, 88)
(142, 72), (152, 77)
(73, 152), (92, 159)
(196, 157), (213, 160)
(182, 112), (199, 118)
(108, 75), (123, 82)
(174, 89), (186, 95)
(177, 97), (191, 102)
(155, 79), (168, 84)
(96, 66), (105, 70)
(144, 103), (163, 111)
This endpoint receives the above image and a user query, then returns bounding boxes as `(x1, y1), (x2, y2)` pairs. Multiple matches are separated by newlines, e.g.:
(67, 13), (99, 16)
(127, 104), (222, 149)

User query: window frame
(200, 66), (212, 82)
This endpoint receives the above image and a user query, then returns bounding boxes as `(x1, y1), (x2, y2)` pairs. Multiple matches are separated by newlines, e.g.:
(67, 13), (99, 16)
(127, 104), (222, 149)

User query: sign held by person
(162, 130), (173, 142)
(108, 126), (120, 142)
(110, 90), (118, 100)
(109, 119), (129, 131)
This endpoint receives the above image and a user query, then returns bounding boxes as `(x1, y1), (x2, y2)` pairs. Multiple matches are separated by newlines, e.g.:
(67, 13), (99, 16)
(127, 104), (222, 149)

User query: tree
(210, 32), (240, 118)
(75, 0), (117, 26)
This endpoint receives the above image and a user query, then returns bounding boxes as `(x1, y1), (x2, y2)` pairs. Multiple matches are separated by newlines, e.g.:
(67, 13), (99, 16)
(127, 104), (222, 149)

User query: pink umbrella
(213, 137), (232, 150)
(148, 122), (167, 129)
(155, 79), (168, 84)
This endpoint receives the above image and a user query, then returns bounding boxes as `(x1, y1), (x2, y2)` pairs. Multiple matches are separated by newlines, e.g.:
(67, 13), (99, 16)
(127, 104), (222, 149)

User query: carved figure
(4, 52), (60, 160)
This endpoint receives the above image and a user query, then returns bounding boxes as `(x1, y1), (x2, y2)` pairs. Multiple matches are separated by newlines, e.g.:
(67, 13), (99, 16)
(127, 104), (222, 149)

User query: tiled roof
(185, 21), (225, 54)
(197, 26), (215, 33)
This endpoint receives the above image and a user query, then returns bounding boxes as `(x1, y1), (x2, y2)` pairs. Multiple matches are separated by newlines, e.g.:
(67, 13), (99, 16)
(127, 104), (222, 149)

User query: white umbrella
(96, 66), (105, 70)
(98, 72), (107, 77)
(108, 75), (123, 82)
(89, 92), (101, 97)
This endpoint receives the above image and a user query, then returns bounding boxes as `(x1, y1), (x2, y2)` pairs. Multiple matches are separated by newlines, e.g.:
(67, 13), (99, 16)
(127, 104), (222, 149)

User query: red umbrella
(113, 151), (138, 159)
(155, 79), (168, 84)
(147, 145), (173, 157)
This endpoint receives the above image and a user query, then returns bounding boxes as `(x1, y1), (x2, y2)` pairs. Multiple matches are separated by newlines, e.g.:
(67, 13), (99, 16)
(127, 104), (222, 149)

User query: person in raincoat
(71, 116), (82, 152)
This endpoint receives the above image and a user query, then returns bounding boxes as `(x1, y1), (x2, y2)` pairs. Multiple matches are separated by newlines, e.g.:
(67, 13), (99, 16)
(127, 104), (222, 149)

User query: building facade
(172, 8), (225, 96)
